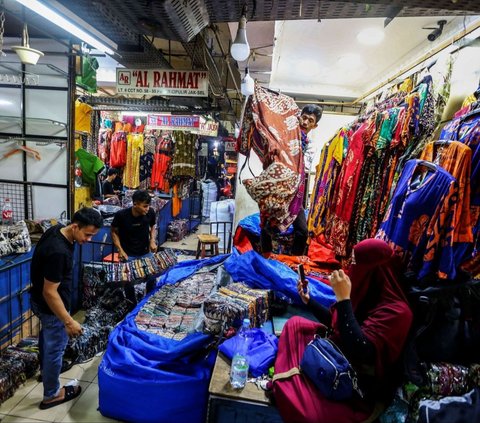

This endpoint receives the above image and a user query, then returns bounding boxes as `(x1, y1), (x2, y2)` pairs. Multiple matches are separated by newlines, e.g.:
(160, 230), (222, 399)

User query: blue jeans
(124, 252), (156, 307)
(32, 302), (69, 400)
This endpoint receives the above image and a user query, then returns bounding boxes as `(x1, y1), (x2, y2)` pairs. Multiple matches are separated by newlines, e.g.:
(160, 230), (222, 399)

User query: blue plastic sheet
(224, 249), (335, 308)
(237, 210), (309, 237)
(98, 255), (227, 423)
(219, 328), (278, 377)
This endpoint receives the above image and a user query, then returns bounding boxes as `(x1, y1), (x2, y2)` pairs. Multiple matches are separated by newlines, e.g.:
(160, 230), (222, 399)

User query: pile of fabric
(135, 272), (216, 340)
(82, 250), (177, 308)
(203, 282), (271, 334)
(167, 219), (189, 242)
(381, 362), (480, 422)
(0, 338), (39, 405)
(66, 288), (130, 363)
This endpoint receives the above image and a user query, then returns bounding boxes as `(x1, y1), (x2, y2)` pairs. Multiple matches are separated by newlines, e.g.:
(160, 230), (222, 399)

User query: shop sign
(116, 68), (209, 97)
(146, 114), (200, 131)
(194, 119), (219, 137)
(225, 141), (236, 152)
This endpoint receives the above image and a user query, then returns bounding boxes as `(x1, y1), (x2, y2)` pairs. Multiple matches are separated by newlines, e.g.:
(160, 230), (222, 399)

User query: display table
(207, 353), (283, 423)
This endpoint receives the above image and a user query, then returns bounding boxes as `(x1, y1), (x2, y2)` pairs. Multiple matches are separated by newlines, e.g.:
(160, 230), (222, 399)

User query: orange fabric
(307, 234), (340, 266)
(172, 184), (181, 217)
(267, 253), (334, 282)
(419, 141), (473, 243)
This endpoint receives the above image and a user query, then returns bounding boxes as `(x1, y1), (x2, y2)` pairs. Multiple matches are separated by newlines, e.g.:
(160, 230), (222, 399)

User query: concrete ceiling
(2, 0), (480, 120)
(268, 16), (472, 100)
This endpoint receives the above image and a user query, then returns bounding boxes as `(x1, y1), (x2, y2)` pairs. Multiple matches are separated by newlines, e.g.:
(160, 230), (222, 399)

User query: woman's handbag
(300, 335), (363, 401)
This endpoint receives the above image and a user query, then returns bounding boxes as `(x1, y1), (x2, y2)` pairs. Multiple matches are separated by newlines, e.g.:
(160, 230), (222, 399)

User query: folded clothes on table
(203, 282), (271, 334)
(134, 271), (217, 340)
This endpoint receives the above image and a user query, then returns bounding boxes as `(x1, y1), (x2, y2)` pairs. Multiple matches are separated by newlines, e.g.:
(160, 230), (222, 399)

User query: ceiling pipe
(211, 25), (242, 104)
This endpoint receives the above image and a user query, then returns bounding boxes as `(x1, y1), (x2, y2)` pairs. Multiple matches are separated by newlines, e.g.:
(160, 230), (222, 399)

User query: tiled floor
(0, 227), (215, 422)
(0, 355), (117, 422)
(161, 223), (210, 253)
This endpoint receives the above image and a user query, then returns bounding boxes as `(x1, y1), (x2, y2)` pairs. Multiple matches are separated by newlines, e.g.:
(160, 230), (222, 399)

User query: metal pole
(67, 42), (76, 218)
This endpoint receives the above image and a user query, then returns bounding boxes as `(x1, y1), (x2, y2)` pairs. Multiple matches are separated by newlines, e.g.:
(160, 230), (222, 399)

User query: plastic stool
(196, 234), (220, 259)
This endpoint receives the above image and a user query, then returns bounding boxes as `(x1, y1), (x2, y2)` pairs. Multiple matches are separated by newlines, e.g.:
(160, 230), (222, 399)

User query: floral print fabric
(240, 83), (303, 232)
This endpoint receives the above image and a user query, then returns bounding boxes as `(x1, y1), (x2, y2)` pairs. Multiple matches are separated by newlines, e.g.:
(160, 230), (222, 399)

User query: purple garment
(377, 159), (457, 281)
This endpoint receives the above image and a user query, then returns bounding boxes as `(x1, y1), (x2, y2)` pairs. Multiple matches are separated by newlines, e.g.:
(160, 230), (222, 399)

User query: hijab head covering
(333, 238), (413, 379)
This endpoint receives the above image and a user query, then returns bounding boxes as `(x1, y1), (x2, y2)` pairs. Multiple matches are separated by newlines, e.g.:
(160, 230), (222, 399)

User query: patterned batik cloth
(203, 282), (271, 334)
(135, 271), (217, 340)
(239, 83), (303, 232)
(139, 135), (157, 190)
(329, 118), (376, 256)
(67, 288), (130, 363)
(377, 159), (458, 281)
(124, 133), (144, 188)
(82, 250), (177, 307)
(172, 131), (196, 178)
(420, 141), (473, 244)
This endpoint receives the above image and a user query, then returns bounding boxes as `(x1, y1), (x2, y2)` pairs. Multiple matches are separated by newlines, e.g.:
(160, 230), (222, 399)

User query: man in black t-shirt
(30, 207), (102, 409)
(111, 189), (157, 307)
(102, 168), (120, 199)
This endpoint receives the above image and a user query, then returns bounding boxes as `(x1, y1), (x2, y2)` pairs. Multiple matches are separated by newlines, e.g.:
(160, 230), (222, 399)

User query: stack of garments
(67, 288), (130, 363)
(382, 362), (480, 422)
(167, 219), (189, 242)
(135, 272), (216, 340)
(82, 250), (177, 307)
(0, 339), (39, 405)
(203, 282), (271, 334)
(82, 252), (175, 307)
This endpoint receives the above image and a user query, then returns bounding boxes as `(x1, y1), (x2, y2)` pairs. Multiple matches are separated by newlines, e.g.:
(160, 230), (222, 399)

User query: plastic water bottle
(2, 198), (13, 226)
(230, 318), (251, 389)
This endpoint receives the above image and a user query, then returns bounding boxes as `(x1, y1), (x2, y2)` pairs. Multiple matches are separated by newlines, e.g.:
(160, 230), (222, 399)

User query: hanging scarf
(240, 83), (303, 232)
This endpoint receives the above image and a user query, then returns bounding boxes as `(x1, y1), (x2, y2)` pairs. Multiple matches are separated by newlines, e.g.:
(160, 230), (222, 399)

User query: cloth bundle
(0, 355), (26, 405)
(67, 288), (130, 363)
(0, 339), (40, 405)
(202, 282), (271, 334)
(0, 220), (31, 257)
(135, 272), (216, 340)
(83, 249), (176, 287)
(167, 219), (189, 242)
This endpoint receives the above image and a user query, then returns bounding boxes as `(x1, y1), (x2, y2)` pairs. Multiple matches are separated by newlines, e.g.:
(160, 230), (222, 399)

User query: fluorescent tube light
(14, 0), (116, 55)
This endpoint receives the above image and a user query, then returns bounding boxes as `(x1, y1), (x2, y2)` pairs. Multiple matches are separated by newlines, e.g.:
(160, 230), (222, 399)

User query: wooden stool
(196, 234), (220, 259)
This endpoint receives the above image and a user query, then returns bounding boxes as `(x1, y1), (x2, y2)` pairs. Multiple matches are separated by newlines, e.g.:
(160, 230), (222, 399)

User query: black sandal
(39, 385), (82, 410)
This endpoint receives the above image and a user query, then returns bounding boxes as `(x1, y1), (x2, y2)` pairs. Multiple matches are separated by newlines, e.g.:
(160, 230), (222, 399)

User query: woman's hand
(329, 269), (351, 302)
(296, 278), (310, 305)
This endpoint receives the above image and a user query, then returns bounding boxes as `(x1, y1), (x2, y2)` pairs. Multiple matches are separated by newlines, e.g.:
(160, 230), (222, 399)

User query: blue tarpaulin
(98, 246), (334, 422)
(224, 249), (336, 308)
(98, 255), (226, 423)
(237, 211), (308, 237)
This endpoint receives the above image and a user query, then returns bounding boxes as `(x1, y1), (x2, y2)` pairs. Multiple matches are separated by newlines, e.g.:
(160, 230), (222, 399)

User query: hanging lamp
(230, 5), (250, 62)
(12, 23), (44, 65)
(241, 67), (255, 96)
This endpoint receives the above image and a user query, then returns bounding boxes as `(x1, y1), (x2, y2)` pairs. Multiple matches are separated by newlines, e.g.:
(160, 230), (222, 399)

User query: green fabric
(76, 55), (99, 93)
(75, 148), (104, 186)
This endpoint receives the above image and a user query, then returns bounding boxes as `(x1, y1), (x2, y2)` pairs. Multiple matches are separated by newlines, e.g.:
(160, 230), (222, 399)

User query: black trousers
(261, 208), (308, 256)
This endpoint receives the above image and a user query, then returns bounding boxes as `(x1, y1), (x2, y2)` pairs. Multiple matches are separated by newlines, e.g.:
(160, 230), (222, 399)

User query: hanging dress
(377, 159), (458, 281)
(124, 133), (144, 188)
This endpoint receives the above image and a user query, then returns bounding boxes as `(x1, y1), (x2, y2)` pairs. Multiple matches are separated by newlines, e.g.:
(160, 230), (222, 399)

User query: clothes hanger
(416, 159), (437, 171)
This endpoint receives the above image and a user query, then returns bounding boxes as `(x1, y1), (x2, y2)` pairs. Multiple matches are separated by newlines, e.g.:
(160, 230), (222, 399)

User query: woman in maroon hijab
(272, 238), (413, 423)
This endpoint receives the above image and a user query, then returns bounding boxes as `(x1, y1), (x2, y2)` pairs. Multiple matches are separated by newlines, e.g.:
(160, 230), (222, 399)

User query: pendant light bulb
(231, 14), (250, 62)
(241, 68), (255, 96)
